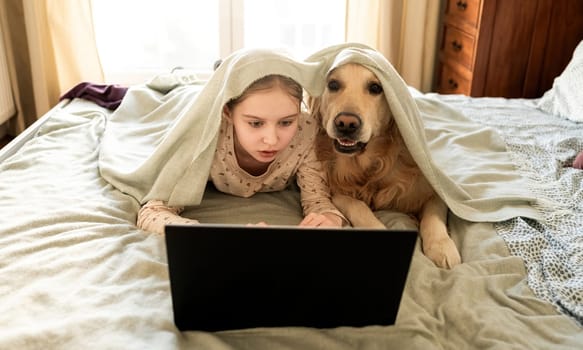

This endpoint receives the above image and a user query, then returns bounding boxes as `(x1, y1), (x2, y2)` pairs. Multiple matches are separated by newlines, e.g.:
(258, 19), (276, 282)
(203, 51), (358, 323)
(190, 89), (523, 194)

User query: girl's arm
(296, 147), (347, 228)
(137, 200), (199, 234)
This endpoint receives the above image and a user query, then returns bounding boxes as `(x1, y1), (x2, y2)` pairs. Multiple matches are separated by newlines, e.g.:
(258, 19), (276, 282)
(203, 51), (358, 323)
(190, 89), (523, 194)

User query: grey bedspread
(431, 92), (583, 327)
(0, 93), (582, 348)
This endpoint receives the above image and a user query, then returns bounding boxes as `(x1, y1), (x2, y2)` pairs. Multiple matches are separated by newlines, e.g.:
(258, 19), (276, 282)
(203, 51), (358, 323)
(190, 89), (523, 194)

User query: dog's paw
(331, 194), (357, 213)
(331, 194), (386, 229)
(423, 237), (462, 269)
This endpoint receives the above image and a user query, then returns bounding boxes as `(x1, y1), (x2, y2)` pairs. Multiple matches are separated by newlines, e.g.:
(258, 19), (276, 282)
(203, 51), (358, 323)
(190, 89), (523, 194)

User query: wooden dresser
(435, 0), (583, 98)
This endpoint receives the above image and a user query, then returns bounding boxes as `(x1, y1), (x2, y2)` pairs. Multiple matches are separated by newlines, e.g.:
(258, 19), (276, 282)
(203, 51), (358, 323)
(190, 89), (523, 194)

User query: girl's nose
(262, 127), (278, 145)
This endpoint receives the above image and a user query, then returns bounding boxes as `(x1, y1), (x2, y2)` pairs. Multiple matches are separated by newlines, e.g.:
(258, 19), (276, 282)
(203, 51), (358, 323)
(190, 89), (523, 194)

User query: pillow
(537, 40), (583, 122)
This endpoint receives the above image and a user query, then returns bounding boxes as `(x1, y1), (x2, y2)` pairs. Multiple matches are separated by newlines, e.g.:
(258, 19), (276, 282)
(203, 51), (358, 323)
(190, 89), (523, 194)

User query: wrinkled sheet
(430, 93), (583, 326)
(0, 97), (581, 349)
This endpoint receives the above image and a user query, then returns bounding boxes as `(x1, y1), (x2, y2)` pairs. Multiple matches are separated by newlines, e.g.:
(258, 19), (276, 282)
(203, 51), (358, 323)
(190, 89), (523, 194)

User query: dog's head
(310, 63), (393, 156)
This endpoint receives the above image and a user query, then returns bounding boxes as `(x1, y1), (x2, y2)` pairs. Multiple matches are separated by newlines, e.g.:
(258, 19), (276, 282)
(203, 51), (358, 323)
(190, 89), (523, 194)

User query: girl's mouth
(258, 150), (278, 158)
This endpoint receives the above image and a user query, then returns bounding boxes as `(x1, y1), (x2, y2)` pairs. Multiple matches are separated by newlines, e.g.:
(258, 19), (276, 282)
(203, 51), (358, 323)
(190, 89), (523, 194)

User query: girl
(137, 74), (345, 234)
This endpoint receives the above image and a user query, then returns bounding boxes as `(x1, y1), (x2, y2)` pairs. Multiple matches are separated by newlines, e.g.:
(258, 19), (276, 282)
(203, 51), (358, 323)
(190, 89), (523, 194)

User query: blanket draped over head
(98, 43), (543, 223)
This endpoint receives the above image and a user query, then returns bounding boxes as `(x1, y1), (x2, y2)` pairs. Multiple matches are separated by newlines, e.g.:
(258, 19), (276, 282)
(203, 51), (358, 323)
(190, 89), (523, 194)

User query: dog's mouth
(334, 138), (367, 154)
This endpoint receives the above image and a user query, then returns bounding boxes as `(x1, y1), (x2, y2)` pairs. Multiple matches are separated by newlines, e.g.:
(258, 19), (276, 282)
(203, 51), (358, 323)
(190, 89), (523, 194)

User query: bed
(1, 43), (582, 349)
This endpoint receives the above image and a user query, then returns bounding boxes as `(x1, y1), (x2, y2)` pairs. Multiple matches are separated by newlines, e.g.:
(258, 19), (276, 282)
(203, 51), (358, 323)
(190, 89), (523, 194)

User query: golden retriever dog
(310, 63), (461, 269)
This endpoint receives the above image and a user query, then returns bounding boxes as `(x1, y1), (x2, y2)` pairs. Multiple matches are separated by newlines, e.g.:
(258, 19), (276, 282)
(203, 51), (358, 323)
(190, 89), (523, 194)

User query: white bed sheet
(0, 96), (582, 349)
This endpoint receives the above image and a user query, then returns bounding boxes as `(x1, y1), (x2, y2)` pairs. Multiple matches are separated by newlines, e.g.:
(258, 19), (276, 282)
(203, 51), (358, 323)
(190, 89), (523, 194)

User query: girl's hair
(225, 75), (303, 111)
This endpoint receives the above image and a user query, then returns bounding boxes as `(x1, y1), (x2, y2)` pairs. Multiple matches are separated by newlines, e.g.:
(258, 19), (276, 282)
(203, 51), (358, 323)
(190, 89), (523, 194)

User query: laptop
(164, 223), (417, 332)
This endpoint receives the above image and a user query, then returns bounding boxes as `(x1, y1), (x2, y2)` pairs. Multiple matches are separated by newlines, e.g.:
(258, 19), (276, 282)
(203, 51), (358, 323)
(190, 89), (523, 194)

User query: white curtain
(0, 0), (104, 135)
(0, 30), (15, 125)
(345, 0), (442, 92)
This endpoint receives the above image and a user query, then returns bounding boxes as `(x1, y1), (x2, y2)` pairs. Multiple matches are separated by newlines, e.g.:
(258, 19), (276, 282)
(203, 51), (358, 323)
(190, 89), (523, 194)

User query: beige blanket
(99, 43), (542, 223)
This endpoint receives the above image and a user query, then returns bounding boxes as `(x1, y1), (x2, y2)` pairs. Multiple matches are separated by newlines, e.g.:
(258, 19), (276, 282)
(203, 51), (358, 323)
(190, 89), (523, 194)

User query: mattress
(0, 92), (582, 349)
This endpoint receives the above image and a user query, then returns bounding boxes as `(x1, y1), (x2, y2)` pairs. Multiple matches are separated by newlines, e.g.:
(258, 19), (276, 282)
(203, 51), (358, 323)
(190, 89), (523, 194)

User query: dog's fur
(310, 63), (461, 268)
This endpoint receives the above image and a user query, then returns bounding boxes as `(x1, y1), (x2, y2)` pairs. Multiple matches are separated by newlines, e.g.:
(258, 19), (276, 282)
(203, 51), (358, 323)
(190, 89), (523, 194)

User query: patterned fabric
(137, 112), (344, 234)
(210, 112), (338, 219)
(537, 40), (583, 122)
(433, 93), (583, 325)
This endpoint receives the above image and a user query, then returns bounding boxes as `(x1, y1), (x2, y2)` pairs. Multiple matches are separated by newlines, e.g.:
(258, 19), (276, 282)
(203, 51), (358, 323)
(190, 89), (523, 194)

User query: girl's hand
(246, 222), (268, 227)
(299, 212), (343, 228)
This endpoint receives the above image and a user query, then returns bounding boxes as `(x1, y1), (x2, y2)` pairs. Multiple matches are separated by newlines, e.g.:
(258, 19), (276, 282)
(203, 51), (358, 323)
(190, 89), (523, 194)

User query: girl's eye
(279, 119), (295, 127)
(248, 121), (263, 128)
(327, 79), (340, 92)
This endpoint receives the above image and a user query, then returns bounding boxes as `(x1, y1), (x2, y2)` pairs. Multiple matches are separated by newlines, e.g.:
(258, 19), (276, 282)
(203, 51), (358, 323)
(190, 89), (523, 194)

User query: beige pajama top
(137, 112), (343, 233)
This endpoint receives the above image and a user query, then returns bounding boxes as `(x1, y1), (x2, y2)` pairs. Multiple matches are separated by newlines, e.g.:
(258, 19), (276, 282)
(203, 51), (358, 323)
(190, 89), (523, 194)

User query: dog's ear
(307, 96), (322, 121)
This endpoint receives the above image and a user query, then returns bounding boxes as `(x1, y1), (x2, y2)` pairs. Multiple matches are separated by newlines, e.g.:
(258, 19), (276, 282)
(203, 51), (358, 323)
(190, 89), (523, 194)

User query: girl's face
(228, 86), (300, 166)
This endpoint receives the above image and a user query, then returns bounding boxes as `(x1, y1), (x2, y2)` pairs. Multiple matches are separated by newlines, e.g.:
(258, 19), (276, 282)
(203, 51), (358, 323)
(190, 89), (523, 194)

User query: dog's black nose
(334, 113), (361, 134)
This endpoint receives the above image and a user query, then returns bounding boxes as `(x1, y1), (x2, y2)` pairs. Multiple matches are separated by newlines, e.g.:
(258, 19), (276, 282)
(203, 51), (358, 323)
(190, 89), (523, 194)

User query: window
(91, 0), (346, 84)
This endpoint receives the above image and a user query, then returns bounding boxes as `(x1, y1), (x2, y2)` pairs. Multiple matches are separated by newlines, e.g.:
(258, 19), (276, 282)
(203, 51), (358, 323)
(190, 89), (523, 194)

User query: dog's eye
(327, 79), (340, 92)
(368, 83), (383, 95)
